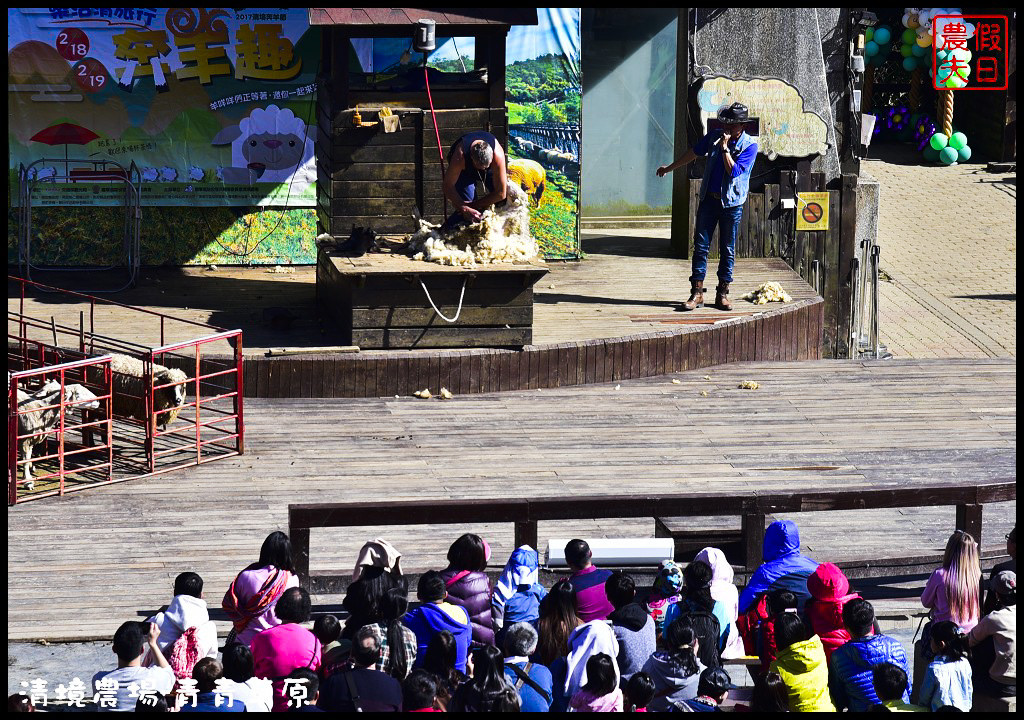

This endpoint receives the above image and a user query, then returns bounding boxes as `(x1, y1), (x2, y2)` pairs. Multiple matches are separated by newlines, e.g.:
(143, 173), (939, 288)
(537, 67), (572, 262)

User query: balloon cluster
(902, 8), (977, 85)
(864, 25), (894, 67)
(924, 131), (972, 165)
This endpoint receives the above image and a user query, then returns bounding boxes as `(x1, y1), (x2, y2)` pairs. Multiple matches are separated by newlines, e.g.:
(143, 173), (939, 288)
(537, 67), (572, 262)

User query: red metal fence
(8, 276), (244, 504)
(8, 356), (114, 504)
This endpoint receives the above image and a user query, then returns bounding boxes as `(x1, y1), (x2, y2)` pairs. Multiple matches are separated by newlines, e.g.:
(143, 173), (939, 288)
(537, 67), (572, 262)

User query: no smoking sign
(795, 191), (829, 231)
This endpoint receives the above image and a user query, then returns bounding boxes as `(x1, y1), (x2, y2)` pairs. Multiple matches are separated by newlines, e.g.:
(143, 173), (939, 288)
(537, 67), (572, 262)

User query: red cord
(424, 65), (447, 219)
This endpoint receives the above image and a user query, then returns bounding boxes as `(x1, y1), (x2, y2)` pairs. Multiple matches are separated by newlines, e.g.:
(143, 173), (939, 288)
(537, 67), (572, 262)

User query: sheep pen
(406, 181), (541, 268)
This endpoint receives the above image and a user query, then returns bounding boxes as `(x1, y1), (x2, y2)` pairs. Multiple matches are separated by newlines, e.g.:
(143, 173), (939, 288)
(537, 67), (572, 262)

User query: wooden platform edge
(239, 296), (823, 398)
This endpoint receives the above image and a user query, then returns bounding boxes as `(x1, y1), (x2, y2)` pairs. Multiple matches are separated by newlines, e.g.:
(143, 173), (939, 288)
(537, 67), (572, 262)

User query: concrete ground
(863, 144), (1016, 359)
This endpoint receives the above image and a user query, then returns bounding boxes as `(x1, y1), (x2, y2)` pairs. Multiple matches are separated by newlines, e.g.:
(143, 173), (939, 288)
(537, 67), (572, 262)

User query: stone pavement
(863, 144), (1016, 358)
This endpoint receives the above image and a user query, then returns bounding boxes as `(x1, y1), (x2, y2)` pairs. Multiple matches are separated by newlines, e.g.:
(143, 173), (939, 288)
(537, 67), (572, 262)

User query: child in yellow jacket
(768, 613), (836, 712)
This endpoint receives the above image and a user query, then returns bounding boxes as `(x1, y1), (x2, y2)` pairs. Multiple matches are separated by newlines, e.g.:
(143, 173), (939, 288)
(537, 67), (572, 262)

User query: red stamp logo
(932, 15), (1009, 90)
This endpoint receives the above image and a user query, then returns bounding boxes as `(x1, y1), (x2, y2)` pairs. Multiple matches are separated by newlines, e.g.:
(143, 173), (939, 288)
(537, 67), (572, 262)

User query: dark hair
(352, 626), (382, 667)
(564, 539), (592, 569)
(342, 565), (408, 638)
(135, 691), (169, 712)
(843, 598), (876, 636)
(381, 587), (411, 679)
(418, 570), (447, 602)
(469, 645), (507, 692)
(664, 620), (700, 678)
(193, 657), (223, 694)
(536, 579), (581, 665)
(491, 685), (521, 712)
(751, 671), (789, 712)
(873, 662), (909, 702)
(276, 587), (311, 624)
(423, 630), (461, 688)
(936, 705), (964, 712)
(222, 642), (254, 683)
(683, 560), (715, 612)
(450, 646), (511, 712)
(767, 588), (799, 615)
(582, 653), (618, 697)
(605, 571), (636, 610)
(403, 669), (440, 711)
(447, 534), (488, 573)
(931, 620), (970, 660)
(174, 571), (203, 599)
(8, 695), (33, 713)
(252, 531), (295, 573)
(313, 614), (341, 646)
(112, 621), (147, 663)
(1008, 527), (1016, 545)
(287, 667), (320, 707)
(624, 672), (656, 711)
(774, 611), (808, 651)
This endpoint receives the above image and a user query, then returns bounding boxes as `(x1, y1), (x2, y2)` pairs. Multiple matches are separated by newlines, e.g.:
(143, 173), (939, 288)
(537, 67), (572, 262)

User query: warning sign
(796, 191), (829, 231)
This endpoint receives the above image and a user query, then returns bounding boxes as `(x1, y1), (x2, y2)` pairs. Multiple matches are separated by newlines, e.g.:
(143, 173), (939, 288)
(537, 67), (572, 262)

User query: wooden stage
(11, 235), (822, 398)
(7, 359), (1015, 641)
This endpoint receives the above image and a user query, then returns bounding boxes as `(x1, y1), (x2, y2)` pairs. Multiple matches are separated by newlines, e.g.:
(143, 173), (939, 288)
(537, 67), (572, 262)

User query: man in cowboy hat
(657, 102), (758, 311)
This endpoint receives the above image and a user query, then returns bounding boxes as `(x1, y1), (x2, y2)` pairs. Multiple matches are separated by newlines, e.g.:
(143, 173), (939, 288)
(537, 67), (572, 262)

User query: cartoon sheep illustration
(211, 104), (316, 185)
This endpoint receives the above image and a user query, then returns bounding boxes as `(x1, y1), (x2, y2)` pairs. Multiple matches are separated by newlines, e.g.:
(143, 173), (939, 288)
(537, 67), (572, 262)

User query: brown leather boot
(681, 280), (705, 310)
(715, 283), (733, 311)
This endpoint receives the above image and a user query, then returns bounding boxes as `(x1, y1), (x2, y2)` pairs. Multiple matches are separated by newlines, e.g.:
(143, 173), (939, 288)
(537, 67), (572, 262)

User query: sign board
(795, 191), (829, 231)
(697, 76), (829, 160)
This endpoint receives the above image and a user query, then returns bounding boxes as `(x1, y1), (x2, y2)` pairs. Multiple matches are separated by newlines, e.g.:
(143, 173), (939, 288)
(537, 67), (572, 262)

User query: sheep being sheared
(108, 353), (189, 430)
(406, 181), (540, 267)
(16, 382), (100, 491)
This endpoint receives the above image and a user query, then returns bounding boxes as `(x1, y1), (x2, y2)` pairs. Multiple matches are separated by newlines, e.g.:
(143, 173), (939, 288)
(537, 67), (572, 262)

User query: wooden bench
(289, 481), (1015, 591)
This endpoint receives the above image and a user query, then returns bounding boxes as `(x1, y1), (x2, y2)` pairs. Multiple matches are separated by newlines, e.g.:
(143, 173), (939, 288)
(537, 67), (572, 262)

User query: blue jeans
(442, 169), (494, 232)
(691, 196), (742, 285)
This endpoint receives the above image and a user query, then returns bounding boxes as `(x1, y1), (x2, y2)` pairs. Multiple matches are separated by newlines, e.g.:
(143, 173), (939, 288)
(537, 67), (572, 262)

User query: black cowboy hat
(717, 102), (750, 125)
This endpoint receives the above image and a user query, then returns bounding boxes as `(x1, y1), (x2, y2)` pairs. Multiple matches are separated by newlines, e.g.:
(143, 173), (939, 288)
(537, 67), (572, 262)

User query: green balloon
(939, 146), (958, 165)
(957, 145), (972, 161)
(923, 146), (940, 162)
(903, 28), (917, 44)
(901, 43), (914, 58)
(903, 57), (919, 71)
(911, 44), (927, 57)
(865, 27), (874, 41)
(929, 133), (949, 151)
(945, 75), (967, 88)
(874, 27), (892, 45)
(949, 132), (968, 150)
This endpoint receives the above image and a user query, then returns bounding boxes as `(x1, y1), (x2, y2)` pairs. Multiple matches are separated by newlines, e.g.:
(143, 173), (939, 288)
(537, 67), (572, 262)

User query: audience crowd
(9, 523), (1015, 712)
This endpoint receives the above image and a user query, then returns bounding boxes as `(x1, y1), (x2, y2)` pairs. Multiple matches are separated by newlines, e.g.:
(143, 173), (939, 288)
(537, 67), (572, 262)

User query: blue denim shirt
(694, 130), (757, 208)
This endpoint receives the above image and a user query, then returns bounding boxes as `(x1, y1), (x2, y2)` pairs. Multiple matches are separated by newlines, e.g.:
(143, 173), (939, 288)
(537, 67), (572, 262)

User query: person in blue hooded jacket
(492, 545), (547, 651)
(738, 519), (819, 614)
(404, 571), (473, 673)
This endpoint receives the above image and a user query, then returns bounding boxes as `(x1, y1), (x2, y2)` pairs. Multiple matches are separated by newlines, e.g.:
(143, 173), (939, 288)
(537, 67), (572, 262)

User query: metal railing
(850, 237), (891, 359)
(8, 276), (244, 503)
(8, 356), (114, 504)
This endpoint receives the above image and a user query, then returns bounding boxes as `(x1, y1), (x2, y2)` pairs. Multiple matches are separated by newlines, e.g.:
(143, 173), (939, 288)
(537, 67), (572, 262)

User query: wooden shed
(309, 9), (539, 236)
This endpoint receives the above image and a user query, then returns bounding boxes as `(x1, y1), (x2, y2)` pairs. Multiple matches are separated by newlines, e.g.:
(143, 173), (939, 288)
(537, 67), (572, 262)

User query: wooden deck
(7, 358), (1016, 641)
(11, 235), (823, 397)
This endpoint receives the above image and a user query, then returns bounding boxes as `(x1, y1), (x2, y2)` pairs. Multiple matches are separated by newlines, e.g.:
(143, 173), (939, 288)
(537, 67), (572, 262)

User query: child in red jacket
(805, 562), (859, 662)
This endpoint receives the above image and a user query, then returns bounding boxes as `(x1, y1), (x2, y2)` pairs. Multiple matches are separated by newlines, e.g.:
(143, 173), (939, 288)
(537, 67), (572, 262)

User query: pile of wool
(407, 182), (540, 267)
(742, 281), (792, 305)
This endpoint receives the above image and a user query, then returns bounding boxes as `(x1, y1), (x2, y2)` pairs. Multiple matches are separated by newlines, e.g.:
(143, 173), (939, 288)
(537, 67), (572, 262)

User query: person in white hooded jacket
(143, 572), (219, 668)
(695, 546), (745, 659)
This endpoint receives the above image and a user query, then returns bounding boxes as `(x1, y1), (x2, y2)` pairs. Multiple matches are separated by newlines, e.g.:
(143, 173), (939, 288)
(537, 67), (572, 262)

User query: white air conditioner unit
(545, 538), (675, 568)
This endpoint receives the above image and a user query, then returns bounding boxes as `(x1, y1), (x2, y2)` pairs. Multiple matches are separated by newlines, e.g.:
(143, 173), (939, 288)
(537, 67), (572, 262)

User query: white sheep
(159, 166), (178, 182)
(16, 382), (101, 491)
(107, 353), (189, 430)
(211, 104), (316, 185)
(141, 166), (160, 182)
(407, 182), (539, 267)
(189, 165), (205, 182)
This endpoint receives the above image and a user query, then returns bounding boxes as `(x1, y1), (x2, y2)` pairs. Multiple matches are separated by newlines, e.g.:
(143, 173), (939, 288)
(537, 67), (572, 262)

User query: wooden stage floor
(11, 235), (818, 356)
(8, 359), (1015, 641)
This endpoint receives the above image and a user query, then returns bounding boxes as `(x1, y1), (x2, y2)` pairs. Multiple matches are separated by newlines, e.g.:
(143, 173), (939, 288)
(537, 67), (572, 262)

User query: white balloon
(964, 21), (976, 39)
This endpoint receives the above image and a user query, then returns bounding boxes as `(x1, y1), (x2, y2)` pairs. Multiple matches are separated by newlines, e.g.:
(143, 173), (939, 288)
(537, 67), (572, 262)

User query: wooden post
(742, 512), (766, 571)
(670, 10), (691, 258)
(514, 520), (538, 551)
(955, 503), (983, 551)
(908, 67), (922, 111)
(940, 89), (954, 137)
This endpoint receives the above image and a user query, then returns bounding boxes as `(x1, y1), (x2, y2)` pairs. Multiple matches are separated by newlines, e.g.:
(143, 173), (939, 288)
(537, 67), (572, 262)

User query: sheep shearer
(657, 102), (758, 312)
(441, 130), (508, 232)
